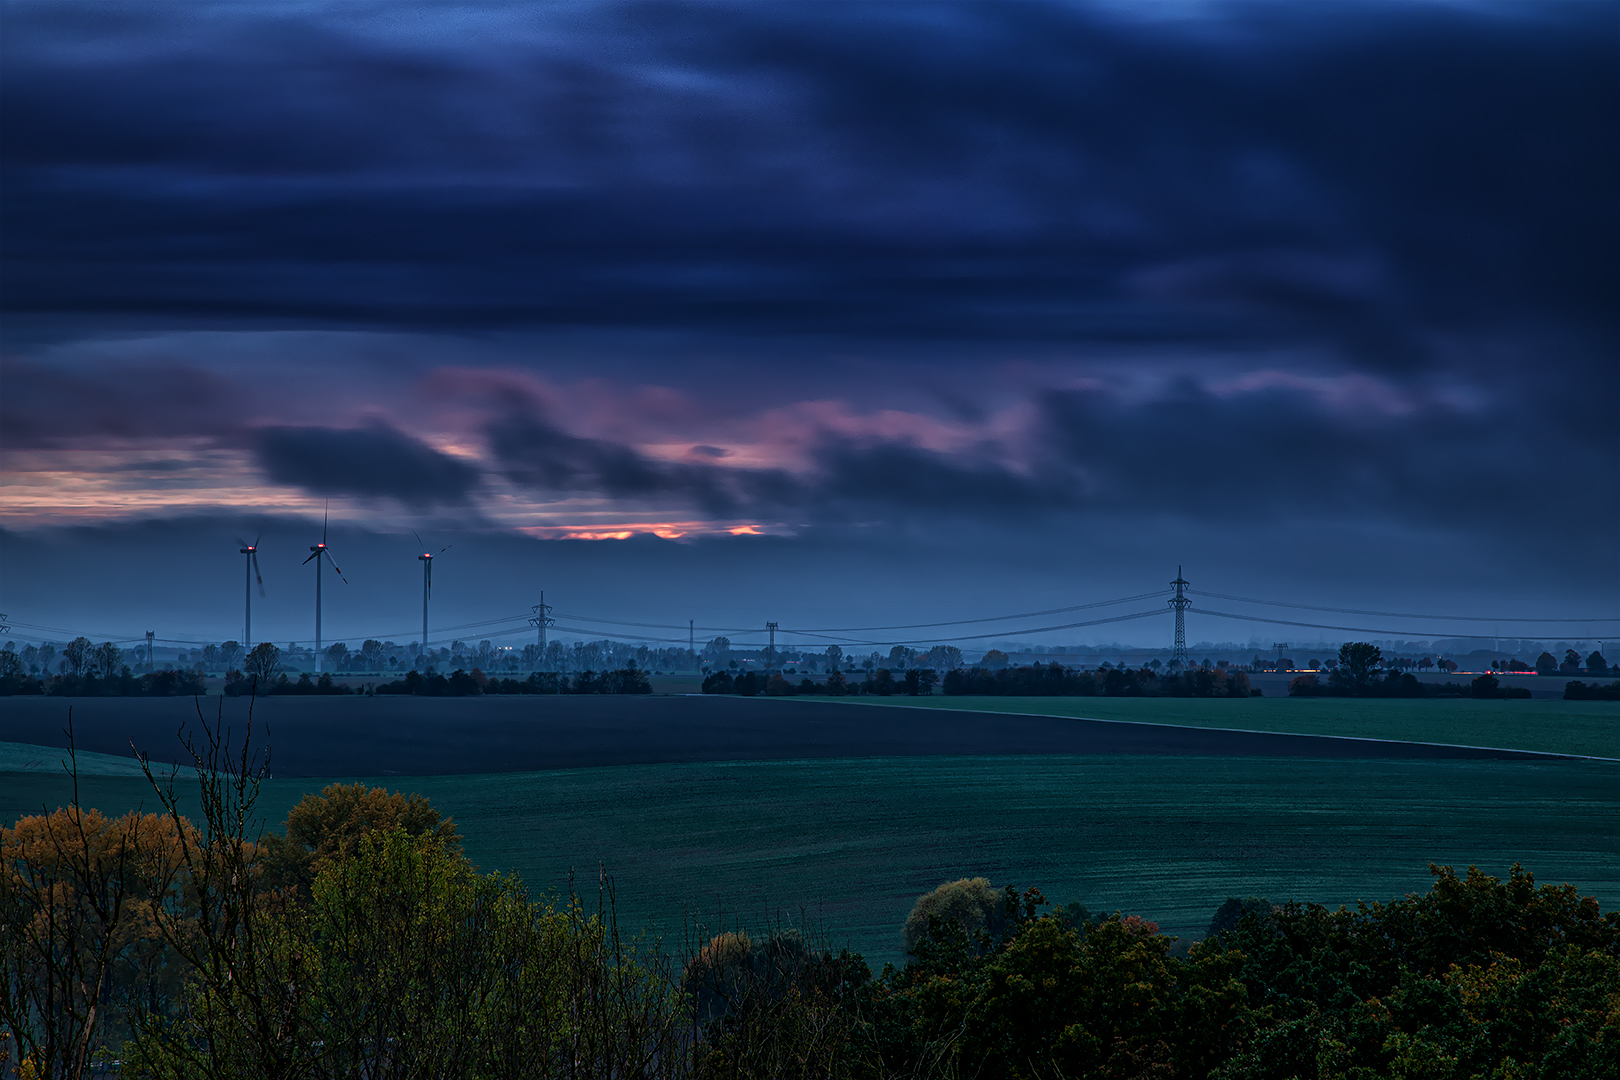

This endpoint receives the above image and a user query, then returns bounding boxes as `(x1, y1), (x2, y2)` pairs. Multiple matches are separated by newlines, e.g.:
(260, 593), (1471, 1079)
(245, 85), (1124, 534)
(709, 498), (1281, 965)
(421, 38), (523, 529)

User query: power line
(783, 608), (1169, 648)
(1195, 607), (1559, 640)
(549, 591), (1166, 636)
(1193, 591), (1618, 624)
(790, 592), (1166, 633)
(549, 612), (761, 634)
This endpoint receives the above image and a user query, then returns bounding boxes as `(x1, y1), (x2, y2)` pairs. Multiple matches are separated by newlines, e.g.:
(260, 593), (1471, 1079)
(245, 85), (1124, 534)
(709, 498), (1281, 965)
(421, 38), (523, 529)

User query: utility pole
(766, 621), (778, 670)
(689, 619), (695, 667)
(530, 593), (554, 655)
(1169, 567), (1190, 667)
(146, 631), (155, 670)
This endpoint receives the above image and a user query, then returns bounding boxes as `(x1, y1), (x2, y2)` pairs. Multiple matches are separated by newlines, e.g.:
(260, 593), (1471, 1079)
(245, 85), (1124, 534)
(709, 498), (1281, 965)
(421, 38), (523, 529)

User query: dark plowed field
(0, 694), (1571, 777)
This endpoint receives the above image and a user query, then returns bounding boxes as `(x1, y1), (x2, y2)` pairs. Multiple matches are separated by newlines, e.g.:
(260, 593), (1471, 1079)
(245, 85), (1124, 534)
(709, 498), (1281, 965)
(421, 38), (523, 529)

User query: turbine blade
(253, 532), (263, 548)
(325, 549), (348, 583)
(438, 544), (451, 555)
(412, 528), (426, 549)
(426, 559), (432, 597)
(253, 553), (265, 596)
(236, 537), (251, 548)
(302, 550), (320, 565)
(323, 500), (329, 543)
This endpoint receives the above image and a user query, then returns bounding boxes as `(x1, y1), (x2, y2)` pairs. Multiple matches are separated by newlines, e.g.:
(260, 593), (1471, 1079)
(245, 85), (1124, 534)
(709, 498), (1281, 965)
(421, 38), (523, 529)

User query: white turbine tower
(414, 530), (451, 666)
(302, 507), (347, 673)
(236, 535), (264, 646)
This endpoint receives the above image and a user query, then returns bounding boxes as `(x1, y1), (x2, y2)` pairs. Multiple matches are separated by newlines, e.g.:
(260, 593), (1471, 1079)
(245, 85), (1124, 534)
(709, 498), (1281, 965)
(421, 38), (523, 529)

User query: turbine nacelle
(413, 531), (449, 596)
(236, 535), (265, 597)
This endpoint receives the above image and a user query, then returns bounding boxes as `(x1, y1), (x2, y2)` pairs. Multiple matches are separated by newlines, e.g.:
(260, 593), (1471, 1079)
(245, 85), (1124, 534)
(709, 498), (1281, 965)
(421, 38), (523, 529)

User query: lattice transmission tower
(1169, 567), (1191, 666)
(530, 592), (555, 653)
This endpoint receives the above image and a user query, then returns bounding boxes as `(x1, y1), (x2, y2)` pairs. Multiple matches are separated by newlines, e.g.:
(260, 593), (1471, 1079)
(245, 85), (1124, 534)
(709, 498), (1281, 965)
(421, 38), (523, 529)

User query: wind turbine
(302, 506), (347, 673)
(414, 530), (450, 665)
(236, 536), (264, 646)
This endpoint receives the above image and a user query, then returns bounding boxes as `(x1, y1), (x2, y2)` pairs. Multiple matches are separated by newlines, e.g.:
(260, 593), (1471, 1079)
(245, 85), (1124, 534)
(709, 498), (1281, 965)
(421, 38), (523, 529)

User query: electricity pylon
(1169, 567), (1191, 666)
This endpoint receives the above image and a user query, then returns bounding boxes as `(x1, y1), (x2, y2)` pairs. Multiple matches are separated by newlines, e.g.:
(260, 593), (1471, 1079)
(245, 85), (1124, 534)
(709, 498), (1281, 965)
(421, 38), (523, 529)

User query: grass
(5, 752), (1616, 966)
(821, 695), (1620, 759)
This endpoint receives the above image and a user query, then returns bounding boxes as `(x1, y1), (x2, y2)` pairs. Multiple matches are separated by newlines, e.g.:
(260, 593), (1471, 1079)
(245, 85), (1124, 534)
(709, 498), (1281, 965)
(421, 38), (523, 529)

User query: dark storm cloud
(484, 372), (1613, 554)
(485, 410), (1047, 520)
(255, 422), (480, 506)
(485, 414), (755, 515)
(1, 1), (1613, 371)
(0, 357), (235, 446)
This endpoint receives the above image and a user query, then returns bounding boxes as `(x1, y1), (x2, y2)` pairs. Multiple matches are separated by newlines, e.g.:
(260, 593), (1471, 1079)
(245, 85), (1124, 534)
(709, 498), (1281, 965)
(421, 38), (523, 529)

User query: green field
(5, 751), (1616, 966)
(819, 695), (1620, 759)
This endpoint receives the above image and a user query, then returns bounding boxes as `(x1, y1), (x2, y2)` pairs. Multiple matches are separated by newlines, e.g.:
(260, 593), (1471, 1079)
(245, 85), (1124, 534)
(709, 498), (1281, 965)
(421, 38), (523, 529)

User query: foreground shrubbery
(4, 716), (1616, 1078)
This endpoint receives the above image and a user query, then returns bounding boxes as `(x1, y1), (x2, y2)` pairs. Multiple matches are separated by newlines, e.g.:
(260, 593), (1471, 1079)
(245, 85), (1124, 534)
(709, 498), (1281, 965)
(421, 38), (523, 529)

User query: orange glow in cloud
(515, 520), (768, 541)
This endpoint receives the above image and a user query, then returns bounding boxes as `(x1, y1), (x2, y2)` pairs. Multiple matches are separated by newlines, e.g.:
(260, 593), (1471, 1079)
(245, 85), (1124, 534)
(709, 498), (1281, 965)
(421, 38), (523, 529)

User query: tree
(1330, 641), (1383, 692)
(1534, 651), (1558, 675)
(62, 636), (93, 676)
(261, 782), (460, 896)
(903, 877), (1008, 953)
(908, 668), (939, 696)
(981, 649), (1010, 671)
(1438, 658), (1458, 673)
(1587, 650), (1608, 675)
(1, 801), (189, 1079)
(243, 642), (281, 686)
(1561, 649), (1582, 674)
(0, 647), (21, 682)
(90, 641), (122, 679)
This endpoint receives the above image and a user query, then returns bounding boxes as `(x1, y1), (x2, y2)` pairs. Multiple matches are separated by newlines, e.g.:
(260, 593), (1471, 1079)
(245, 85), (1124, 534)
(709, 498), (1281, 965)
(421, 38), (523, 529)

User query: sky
(1, 0), (1616, 654)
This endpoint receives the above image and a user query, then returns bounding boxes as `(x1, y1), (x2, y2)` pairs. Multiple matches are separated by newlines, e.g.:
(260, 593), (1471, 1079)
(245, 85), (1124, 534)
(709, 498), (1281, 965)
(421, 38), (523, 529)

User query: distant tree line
(701, 667), (941, 697)
(944, 662), (1256, 698)
(374, 666), (653, 696)
(5, 715), (1615, 1079)
(0, 637), (206, 697)
(1288, 643), (1534, 699)
(702, 661), (1258, 699)
(1564, 680), (1620, 701)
